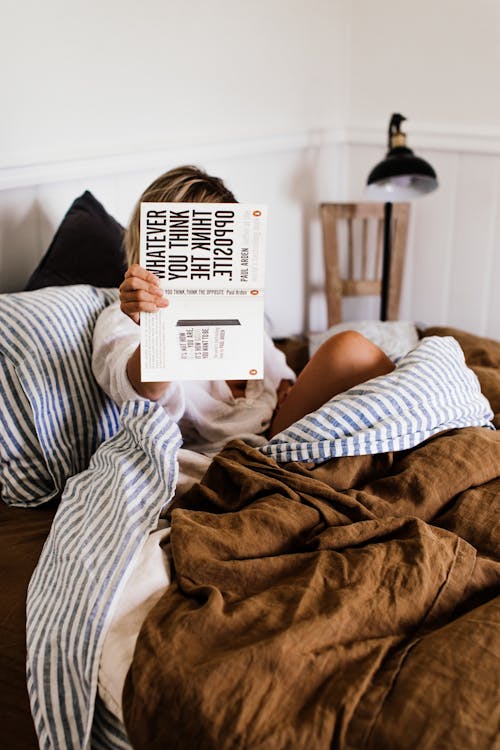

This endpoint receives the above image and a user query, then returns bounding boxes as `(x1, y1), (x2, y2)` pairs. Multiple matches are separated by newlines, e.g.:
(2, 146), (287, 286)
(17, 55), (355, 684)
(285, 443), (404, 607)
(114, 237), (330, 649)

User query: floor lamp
(366, 113), (438, 320)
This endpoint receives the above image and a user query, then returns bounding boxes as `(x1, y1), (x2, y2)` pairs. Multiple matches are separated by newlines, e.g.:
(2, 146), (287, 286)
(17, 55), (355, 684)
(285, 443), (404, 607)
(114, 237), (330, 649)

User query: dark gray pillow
(25, 191), (126, 290)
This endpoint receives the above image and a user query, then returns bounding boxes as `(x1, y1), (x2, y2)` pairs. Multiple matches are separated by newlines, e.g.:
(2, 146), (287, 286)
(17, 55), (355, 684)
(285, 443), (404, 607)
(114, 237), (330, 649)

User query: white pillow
(309, 320), (419, 362)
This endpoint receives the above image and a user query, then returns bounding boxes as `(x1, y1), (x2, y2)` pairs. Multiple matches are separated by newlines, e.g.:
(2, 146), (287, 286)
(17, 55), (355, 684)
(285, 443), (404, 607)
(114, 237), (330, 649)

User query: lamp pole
(380, 201), (392, 321)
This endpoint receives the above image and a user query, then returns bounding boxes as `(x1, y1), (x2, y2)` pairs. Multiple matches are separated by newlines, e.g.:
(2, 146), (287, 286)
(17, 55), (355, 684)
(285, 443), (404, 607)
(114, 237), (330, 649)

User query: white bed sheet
(98, 524), (172, 722)
(97, 446), (212, 722)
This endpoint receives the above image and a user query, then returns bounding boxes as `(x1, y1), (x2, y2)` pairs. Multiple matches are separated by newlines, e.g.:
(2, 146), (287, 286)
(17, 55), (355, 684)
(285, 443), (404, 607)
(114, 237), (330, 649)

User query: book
(139, 202), (267, 381)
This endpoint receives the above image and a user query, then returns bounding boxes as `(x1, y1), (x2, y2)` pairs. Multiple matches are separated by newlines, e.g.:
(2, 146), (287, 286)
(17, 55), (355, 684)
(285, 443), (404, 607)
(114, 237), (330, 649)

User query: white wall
(0, 0), (349, 337)
(1, 0), (500, 339)
(1, 0), (347, 166)
(348, 0), (500, 133)
(345, 0), (500, 339)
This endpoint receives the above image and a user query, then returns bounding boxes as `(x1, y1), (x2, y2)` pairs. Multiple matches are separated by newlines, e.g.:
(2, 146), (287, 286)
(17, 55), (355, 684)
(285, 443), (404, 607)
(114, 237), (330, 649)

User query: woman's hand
(119, 264), (168, 325)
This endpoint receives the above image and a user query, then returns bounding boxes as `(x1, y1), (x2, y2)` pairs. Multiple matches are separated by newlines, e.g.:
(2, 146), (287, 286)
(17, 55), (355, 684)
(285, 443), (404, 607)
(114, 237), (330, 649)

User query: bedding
(26, 400), (181, 750)
(308, 319), (419, 361)
(0, 276), (499, 750)
(0, 285), (119, 506)
(95, 335), (495, 727)
(22, 328), (499, 750)
(124, 429), (500, 750)
(1, 185), (127, 748)
(120, 328), (500, 749)
(0, 498), (58, 750)
(264, 335), (493, 463)
(2, 187), (498, 748)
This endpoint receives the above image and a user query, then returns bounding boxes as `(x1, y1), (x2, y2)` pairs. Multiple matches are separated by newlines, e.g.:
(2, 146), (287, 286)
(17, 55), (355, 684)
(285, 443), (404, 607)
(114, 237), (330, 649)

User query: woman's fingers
(120, 265), (168, 324)
(124, 264), (160, 285)
(121, 278), (163, 294)
(120, 293), (169, 313)
(120, 288), (168, 305)
(120, 276), (164, 297)
(121, 264), (163, 296)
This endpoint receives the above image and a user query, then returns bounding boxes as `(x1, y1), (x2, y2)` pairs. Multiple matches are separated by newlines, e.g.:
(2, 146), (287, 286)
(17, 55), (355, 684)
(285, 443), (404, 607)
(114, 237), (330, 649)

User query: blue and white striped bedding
(261, 336), (494, 463)
(25, 334), (494, 749)
(27, 400), (181, 750)
(0, 286), (120, 506)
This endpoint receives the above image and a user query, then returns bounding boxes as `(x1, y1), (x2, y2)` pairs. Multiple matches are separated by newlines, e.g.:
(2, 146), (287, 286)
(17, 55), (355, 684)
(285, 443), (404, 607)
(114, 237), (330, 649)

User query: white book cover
(139, 202), (267, 381)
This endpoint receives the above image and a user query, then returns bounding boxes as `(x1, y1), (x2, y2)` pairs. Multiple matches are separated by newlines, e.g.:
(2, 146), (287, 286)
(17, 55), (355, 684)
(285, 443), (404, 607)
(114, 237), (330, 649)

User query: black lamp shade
(366, 116), (438, 201)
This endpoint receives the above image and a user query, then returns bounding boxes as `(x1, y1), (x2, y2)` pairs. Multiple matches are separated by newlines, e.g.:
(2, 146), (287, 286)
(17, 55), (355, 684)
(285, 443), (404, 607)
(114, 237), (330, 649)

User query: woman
(92, 164), (393, 493)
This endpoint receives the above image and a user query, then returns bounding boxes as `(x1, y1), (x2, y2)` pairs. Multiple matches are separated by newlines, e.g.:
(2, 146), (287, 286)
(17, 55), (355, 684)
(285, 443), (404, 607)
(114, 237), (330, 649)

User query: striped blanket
(26, 336), (494, 749)
(263, 336), (494, 463)
(26, 401), (181, 750)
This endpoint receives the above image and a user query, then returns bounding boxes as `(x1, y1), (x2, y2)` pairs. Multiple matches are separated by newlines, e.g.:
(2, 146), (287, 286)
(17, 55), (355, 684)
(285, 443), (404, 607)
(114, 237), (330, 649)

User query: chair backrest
(320, 202), (410, 325)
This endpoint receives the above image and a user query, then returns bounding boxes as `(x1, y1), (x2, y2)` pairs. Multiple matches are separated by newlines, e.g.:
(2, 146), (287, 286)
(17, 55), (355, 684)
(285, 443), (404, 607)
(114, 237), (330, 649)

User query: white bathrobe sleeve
(92, 301), (186, 422)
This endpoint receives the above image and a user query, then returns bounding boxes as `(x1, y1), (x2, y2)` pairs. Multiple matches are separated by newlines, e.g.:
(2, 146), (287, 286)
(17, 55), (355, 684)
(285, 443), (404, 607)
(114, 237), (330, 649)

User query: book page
(139, 202), (267, 381)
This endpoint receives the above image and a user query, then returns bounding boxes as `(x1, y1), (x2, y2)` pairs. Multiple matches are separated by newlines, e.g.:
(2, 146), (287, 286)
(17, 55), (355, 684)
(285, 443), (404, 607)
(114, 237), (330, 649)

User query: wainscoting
(1, 126), (499, 338)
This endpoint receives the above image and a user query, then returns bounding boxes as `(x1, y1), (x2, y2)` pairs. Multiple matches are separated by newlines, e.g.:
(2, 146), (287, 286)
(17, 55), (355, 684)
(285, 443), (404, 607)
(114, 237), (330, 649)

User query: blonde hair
(125, 165), (237, 265)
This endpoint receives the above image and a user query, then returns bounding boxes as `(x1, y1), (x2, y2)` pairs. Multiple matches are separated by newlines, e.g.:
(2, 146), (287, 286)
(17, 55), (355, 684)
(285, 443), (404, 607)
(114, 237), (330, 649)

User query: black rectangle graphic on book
(176, 319), (241, 326)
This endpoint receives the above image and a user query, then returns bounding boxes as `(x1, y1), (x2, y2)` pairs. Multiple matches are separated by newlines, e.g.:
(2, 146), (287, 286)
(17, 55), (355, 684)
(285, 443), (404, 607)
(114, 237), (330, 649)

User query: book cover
(139, 202), (267, 381)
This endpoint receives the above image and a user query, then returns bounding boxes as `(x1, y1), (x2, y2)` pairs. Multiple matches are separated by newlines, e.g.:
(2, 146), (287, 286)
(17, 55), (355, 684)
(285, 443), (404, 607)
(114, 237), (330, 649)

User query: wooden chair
(319, 202), (410, 325)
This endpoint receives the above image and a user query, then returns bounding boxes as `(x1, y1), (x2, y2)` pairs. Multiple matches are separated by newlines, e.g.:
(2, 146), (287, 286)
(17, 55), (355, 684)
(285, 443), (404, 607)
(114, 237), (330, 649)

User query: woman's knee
(316, 330), (372, 359)
(315, 330), (394, 373)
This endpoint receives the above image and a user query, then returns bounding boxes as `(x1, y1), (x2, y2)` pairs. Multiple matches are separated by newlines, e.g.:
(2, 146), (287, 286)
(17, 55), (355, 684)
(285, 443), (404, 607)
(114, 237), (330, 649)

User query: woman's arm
(125, 344), (172, 401)
(119, 264), (171, 401)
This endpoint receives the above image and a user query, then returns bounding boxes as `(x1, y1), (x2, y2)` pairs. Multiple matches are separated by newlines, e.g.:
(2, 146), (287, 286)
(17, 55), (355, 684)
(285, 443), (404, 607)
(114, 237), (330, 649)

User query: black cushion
(25, 191), (127, 290)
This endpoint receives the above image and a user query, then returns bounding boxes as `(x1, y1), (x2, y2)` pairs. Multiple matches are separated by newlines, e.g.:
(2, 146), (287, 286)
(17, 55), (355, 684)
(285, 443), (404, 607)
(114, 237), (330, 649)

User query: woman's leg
(270, 330), (395, 436)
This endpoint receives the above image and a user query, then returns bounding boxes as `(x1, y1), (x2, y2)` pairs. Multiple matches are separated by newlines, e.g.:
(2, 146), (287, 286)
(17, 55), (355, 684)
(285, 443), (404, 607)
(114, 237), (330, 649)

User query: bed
(1, 192), (499, 750)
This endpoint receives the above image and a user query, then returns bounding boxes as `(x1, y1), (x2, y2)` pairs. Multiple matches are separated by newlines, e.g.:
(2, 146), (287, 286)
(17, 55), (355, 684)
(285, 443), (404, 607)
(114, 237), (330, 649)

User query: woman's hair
(125, 164), (237, 266)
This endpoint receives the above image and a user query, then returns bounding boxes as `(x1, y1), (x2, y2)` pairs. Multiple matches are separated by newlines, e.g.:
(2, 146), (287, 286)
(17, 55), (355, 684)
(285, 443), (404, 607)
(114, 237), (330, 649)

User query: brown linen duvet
(1, 327), (499, 750)
(122, 327), (500, 750)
